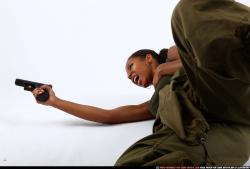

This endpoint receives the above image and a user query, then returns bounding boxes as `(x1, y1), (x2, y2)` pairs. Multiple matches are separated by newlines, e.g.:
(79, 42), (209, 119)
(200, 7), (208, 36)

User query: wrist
(51, 97), (61, 108)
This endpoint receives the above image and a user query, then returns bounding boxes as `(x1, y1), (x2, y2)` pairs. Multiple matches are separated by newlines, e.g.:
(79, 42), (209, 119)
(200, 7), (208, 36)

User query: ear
(145, 54), (153, 64)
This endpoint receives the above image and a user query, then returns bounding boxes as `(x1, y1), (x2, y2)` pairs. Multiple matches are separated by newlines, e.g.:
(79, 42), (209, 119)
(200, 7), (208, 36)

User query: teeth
(133, 76), (137, 83)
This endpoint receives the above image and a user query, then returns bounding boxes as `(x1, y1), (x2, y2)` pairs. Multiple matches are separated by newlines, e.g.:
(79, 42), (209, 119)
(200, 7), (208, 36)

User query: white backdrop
(0, 0), (250, 166)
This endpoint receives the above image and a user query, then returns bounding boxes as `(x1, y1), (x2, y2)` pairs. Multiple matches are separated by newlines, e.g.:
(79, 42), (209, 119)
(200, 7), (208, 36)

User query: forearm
(52, 98), (111, 124)
(158, 59), (182, 76)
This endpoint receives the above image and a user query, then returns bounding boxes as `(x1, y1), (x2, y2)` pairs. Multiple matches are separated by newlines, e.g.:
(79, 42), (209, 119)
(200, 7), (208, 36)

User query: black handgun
(15, 79), (52, 102)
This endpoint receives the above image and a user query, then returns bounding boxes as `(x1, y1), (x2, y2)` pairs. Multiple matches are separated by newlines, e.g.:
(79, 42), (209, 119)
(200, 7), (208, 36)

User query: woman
(32, 46), (186, 166)
(32, 0), (250, 166)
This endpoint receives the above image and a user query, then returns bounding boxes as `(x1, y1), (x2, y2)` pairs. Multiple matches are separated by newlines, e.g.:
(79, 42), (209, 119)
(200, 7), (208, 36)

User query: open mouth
(133, 75), (140, 85)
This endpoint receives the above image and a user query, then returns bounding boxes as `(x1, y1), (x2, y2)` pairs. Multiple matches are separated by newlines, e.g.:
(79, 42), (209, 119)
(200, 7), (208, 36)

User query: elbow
(100, 110), (129, 125)
(102, 117), (122, 125)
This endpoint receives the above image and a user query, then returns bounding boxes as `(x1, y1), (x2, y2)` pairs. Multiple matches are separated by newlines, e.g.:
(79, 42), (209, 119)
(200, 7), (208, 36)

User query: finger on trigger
(41, 84), (51, 91)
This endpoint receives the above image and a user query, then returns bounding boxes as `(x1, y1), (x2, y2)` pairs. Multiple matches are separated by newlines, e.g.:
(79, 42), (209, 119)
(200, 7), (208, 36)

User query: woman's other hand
(153, 60), (182, 87)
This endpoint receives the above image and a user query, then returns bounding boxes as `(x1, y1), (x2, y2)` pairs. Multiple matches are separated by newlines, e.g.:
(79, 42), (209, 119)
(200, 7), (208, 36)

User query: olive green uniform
(115, 0), (250, 166)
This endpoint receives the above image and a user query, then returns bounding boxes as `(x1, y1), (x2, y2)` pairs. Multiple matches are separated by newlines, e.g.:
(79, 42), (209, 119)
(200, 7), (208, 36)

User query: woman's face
(125, 55), (156, 88)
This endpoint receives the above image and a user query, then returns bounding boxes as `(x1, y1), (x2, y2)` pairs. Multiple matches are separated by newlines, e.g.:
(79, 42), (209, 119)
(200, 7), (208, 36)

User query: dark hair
(128, 48), (168, 64)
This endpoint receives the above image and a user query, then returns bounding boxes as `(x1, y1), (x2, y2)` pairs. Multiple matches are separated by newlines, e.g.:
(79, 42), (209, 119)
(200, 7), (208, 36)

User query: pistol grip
(36, 91), (49, 102)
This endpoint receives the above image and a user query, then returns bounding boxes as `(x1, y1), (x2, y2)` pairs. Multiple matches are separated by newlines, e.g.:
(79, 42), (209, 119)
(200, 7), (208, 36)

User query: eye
(127, 63), (134, 80)
(129, 63), (133, 71)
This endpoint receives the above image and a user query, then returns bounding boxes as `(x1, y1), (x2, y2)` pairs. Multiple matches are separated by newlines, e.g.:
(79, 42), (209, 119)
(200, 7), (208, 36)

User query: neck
(152, 62), (160, 75)
(151, 62), (160, 83)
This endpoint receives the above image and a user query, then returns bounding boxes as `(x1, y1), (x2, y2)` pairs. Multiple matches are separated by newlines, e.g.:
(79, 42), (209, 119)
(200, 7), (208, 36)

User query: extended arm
(32, 85), (154, 124)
